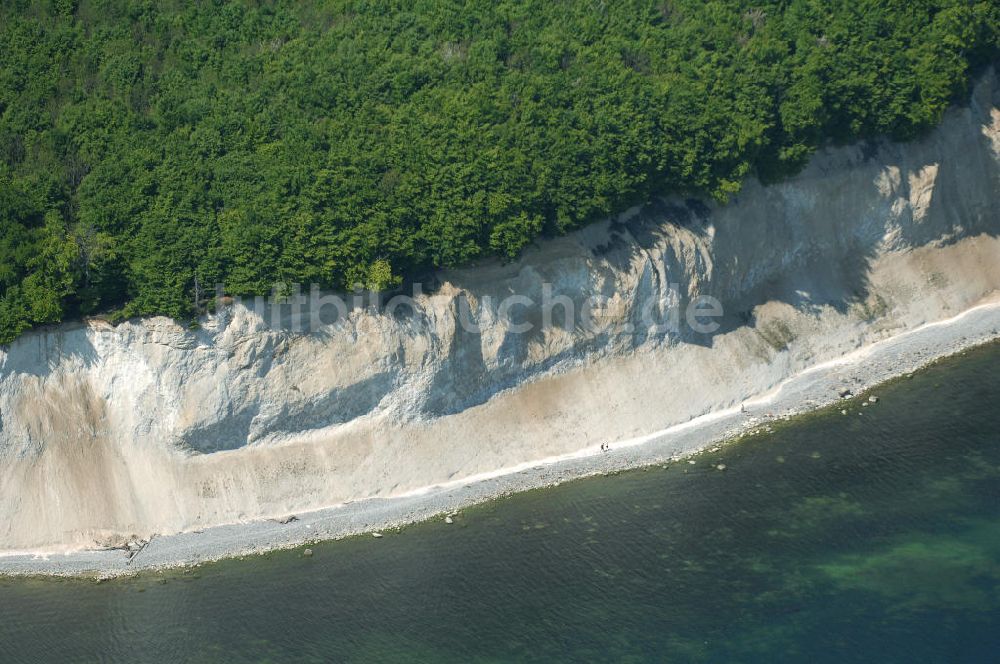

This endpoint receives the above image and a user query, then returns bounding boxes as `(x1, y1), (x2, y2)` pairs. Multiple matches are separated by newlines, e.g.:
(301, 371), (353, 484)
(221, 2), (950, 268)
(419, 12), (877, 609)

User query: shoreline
(3, 297), (1000, 578)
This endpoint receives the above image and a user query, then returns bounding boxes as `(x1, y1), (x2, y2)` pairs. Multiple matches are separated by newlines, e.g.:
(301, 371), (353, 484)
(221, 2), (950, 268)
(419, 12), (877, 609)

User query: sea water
(2, 343), (1000, 663)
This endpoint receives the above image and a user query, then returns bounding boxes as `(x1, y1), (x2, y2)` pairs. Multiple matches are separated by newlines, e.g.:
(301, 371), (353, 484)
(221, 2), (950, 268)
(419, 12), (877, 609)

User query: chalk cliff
(2, 71), (999, 552)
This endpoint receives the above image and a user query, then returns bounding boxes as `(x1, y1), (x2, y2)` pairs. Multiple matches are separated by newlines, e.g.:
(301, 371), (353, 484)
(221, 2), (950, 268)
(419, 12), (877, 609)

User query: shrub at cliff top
(1, 0), (998, 343)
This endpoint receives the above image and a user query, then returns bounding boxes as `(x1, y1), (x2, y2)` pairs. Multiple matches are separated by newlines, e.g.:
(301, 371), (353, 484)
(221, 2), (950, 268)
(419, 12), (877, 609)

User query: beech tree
(0, 0), (997, 343)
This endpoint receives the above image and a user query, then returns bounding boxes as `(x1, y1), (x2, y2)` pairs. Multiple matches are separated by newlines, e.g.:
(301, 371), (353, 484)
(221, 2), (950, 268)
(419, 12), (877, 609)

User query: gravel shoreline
(3, 298), (1000, 579)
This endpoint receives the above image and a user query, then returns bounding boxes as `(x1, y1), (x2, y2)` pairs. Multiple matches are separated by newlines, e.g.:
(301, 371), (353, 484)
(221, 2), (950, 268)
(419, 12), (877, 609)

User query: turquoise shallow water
(3, 344), (1000, 663)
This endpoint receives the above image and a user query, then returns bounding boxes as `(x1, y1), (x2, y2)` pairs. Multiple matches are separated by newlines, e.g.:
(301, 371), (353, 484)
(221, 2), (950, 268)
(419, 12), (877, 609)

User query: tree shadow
(0, 321), (101, 379)
(431, 80), (1000, 411)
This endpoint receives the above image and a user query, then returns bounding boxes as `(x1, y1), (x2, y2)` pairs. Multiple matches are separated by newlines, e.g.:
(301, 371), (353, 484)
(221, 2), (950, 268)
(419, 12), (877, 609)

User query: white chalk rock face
(2, 71), (1000, 552)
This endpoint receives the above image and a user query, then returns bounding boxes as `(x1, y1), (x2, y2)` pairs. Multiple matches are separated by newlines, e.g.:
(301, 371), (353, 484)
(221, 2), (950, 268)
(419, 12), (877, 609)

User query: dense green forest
(1, 0), (998, 342)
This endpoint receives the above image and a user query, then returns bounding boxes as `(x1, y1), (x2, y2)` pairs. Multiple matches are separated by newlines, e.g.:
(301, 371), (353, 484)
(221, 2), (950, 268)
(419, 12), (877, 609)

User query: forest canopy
(1, 0), (998, 343)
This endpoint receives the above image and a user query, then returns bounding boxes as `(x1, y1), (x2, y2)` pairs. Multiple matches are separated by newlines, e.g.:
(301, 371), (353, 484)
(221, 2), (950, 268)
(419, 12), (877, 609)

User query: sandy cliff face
(2, 72), (1000, 552)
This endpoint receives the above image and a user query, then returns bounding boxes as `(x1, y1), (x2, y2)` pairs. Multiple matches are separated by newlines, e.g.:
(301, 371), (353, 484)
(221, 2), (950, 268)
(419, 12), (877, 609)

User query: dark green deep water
(3, 345), (1000, 663)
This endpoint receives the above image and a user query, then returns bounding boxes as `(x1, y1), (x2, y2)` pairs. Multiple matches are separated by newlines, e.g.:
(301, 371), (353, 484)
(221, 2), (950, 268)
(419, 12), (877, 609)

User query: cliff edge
(2, 70), (999, 554)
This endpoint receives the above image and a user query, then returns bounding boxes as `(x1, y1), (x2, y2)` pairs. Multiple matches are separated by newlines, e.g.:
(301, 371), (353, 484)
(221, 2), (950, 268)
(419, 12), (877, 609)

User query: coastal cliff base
(1, 71), (999, 574)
